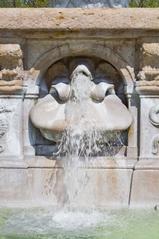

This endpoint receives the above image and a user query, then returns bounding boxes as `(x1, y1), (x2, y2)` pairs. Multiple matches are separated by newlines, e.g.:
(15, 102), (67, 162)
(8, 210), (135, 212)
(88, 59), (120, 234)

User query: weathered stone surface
(0, 169), (30, 201)
(0, 9), (158, 33)
(27, 40), (58, 68)
(136, 80), (159, 94)
(135, 160), (159, 170)
(27, 39), (135, 72)
(138, 42), (159, 82)
(141, 43), (159, 69)
(74, 169), (132, 208)
(0, 44), (22, 69)
(25, 158), (136, 169)
(0, 69), (23, 93)
(0, 98), (22, 158)
(0, 44), (23, 93)
(131, 169), (159, 207)
(0, 44), (22, 57)
(139, 97), (159, 159)
(0, 168), (132, 207)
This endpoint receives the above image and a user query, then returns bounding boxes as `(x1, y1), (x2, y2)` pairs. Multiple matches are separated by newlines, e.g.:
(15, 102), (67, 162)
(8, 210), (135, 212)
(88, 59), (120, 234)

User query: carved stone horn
(149, 105), (159, 127)
(91, 82), (115, 102)
(50, 83), (70, 102)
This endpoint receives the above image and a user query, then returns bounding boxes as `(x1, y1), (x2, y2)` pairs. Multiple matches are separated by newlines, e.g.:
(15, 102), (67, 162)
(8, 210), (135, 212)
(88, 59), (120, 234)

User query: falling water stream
(54, 65), (124, 207)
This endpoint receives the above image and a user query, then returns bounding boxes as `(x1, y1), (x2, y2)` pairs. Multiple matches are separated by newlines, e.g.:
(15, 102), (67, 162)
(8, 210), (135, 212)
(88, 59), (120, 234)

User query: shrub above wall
(0, 0), (159, 7)
(130, 0), (159, 7)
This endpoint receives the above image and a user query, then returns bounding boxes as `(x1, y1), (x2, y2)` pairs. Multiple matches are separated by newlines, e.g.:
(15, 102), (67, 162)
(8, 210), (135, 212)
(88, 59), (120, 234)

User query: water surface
(0, 208), (158, 239)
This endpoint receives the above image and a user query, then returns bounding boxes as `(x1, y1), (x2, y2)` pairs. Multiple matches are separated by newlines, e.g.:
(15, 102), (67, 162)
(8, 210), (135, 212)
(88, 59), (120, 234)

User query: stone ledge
(26, 158), (137, 169)
(135, 160), (159, 170)
(0, 157), (137, 169)
(0, 8), (159, 32)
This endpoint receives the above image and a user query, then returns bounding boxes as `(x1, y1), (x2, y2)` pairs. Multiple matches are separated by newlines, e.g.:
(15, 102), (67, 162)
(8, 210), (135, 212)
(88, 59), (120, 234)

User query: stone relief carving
(149, 105), (159, 127)
(0, 44), (23, 69)
(136, 80), (159, 94)
(137, 69), (159, 83)
(30, 64), (132, 143)
(0, 119), (8, 153)
(152, 135), (159, 155)
(150, 104), (159, 154)
(0, 44), (24, 93)
(136, 65), (159, 94)
(0, 69), (23, 93)
(136, 43), (159, 94)
(0, 105), (12, 153)
(141, 43), (159, 70)
(0, 105), (12, 114)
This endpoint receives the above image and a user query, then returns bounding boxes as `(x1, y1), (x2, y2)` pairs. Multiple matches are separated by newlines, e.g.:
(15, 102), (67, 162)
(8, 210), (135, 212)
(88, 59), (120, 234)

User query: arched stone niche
(33, 42), (134, 94)
(40, 56), (127, 105)
(28, 42), (136, 158)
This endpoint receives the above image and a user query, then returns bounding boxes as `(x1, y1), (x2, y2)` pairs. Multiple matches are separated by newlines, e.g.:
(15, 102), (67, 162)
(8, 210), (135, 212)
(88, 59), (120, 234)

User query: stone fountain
(30, 64), (132, 144)
(0, 5), (159, 208)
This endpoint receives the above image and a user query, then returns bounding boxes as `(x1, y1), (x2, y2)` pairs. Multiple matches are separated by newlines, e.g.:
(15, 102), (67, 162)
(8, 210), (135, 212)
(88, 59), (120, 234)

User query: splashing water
(53, 65), (125, 207)
(56, 65), (124, 159)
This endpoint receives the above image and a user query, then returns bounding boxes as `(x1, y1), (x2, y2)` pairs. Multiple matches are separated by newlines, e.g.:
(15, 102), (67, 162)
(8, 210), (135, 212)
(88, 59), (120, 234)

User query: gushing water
(54, 65), (124, 207)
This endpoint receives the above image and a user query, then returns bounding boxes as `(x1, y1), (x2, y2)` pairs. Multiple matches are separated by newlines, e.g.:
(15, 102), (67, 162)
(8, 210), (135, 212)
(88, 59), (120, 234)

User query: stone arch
(33, 42), (135, 94)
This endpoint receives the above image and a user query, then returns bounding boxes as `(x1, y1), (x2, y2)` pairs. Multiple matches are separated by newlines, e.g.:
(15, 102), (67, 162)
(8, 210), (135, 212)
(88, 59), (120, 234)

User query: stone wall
(0, 9), (159, 208)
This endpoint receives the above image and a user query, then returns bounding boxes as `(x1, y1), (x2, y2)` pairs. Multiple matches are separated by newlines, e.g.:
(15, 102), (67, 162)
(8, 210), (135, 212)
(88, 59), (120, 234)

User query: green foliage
(0, 0), (49, 7)
(0, 0), (159, 8)
(129, 0), (159, 7)
(23, 0), (49, 7)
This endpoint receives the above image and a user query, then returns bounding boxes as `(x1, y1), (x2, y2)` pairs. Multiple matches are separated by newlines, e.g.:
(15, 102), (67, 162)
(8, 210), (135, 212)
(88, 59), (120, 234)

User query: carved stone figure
(30, 65), (132, 142)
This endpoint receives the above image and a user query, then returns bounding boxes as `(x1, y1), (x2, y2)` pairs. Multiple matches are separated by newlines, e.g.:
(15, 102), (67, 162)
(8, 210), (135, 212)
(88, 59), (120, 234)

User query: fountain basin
(0, 207), (159, 239)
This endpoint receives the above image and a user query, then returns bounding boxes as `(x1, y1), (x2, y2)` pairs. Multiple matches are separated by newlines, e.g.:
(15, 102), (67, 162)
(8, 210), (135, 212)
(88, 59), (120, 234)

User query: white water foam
(52, 210), (111, 230)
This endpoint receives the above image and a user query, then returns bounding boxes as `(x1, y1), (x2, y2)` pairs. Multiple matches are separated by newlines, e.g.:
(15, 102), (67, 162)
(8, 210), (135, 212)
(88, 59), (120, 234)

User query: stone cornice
(0, 8), (159, 38)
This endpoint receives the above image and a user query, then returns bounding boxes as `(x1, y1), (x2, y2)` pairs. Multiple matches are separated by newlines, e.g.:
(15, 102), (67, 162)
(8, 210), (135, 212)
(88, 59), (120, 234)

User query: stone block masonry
(0, 9), (159, 208)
